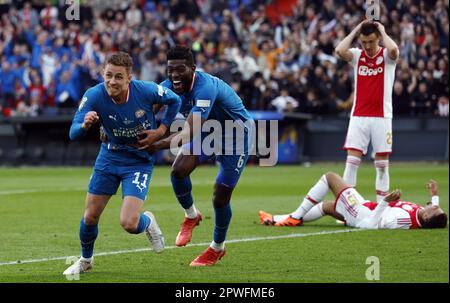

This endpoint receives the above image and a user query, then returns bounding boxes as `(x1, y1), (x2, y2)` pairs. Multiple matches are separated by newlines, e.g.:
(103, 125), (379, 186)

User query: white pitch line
(0, 228), (365, 266)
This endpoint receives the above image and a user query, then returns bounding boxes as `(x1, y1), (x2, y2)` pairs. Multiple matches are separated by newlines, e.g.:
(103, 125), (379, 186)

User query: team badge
(135, 109), (145, 118)
(376, 56), (383, 65)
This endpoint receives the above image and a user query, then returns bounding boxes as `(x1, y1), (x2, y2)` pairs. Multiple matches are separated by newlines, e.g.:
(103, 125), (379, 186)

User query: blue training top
(70, 80), (181, 167)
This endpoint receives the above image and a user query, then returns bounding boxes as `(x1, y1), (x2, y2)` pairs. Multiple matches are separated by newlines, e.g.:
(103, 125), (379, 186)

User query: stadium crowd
(0, 0), (448, 118)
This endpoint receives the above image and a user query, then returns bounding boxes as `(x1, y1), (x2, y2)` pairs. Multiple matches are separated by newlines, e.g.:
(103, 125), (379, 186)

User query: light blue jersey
(70, 80), (181, 199)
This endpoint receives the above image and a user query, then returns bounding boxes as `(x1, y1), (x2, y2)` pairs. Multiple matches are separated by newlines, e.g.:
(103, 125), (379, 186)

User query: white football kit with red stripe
(344, 47), (397, 155)
(335, 188), (423, 229)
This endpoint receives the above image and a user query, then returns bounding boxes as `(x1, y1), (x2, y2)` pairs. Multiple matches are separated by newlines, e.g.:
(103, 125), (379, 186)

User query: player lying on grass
(259, 172), (447, 229)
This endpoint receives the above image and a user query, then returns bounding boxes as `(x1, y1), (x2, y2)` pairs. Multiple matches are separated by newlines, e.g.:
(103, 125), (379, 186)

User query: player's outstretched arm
(427, 180), (440, 205)
(335, 20), (365, 62)
(374, 22), (399, 61)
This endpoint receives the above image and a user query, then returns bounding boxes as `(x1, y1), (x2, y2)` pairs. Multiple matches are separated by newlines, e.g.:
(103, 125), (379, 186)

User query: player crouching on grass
(259, 172), (447, 230)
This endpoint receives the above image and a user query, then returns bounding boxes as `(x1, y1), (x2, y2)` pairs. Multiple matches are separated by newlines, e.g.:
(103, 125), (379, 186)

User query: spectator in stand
(0, 0), (448, 116)
(0, 61), (19, 115)
(40, 0), (58, 31)
(271, 88), (299, 113)
(436, 96), (449, 117)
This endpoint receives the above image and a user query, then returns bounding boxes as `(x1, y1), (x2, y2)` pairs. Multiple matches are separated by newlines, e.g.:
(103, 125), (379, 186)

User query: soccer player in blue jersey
(63, 52), (181, 276)
(138, 45), (254, 266)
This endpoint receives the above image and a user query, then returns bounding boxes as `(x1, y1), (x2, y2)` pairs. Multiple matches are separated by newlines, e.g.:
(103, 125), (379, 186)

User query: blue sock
(171, 174), (194, 209)
(130, 213), (151, 234)
(213, 203), (232, 243)
(79, 218), (98, 258)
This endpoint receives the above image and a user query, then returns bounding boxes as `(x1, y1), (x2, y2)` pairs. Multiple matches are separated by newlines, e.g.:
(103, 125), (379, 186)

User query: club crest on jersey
(135, 109), (145, 118)
(376, 56), (384, 65)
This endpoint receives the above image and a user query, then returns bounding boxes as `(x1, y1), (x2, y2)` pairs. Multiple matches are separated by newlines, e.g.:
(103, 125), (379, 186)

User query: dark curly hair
(359, 22), (381, 37)
(422, 212), (448, 229)
(166, 45), (195, 66)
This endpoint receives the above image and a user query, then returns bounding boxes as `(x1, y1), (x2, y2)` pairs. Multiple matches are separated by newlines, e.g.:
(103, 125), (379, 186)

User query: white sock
(210, 241), (225, 251)
(273, 214), (289, 222)
(80, 256), (92, 263)
(375, 160), (389, 203)
(291, 175), (329, 219)
(185, 205), (198, 219)
(302, 202), (325, 222)
(343, 155), (361, 186)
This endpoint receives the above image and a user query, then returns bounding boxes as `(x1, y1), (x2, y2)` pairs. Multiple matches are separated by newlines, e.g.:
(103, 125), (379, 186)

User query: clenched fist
(82, 111), (99, 130)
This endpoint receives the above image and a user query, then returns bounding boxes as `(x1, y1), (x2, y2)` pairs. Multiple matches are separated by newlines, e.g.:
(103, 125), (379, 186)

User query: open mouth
(172, 80), (183, 92)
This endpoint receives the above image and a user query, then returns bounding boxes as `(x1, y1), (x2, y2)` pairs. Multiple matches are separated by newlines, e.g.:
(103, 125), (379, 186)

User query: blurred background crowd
(0, 0), (448, 118)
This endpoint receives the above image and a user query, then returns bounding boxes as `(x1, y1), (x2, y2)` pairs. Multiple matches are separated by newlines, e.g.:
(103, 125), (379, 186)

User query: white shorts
(334, 187), (374, 228)
(344, 116), (392, 155)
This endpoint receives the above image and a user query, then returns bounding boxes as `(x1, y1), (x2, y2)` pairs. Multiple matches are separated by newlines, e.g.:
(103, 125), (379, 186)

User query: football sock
(210, 241), (225, 251)
(375, 160), (389, 203)
(129, 213), (151, 234)
(184, 205), (198, 219)
(291, 175), (329, 219)
(273, 214), (289, 222)
(171, 173), (195, 212)
(213, 203), (232, 244)
(302, 202), (325, 222)
(343, 155), (361, 186)
(79, 218), (98, 259)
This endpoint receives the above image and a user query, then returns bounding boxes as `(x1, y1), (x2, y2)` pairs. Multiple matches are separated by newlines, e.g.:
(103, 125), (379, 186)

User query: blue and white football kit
(70, 80), (181, 200)
(161, 71), (253, 249)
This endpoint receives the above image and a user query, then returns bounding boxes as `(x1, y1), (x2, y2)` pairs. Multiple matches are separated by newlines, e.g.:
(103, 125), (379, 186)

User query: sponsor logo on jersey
(376, 56), (384, 65)
(108, 114), (117, 121)
(358, 65), (384, 76)
(196, 99), (211, 107)
(135, 109), (145, 118)
(360, 57), (366, 62)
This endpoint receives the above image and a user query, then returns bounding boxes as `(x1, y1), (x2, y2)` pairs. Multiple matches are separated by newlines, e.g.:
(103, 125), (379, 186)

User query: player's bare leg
(120, 196), (165, 253)
(63, 193), (110, 276)
(374, 153), (390, 203)
(171, 153), (202, 246)
(321, 201), (346, 222)
(190, 183), (231, 266)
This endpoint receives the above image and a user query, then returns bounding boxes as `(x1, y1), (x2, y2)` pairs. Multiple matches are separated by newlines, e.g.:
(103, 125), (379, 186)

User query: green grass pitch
(0, 162), (448, 283)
